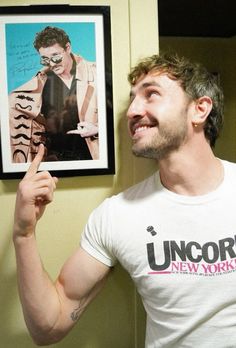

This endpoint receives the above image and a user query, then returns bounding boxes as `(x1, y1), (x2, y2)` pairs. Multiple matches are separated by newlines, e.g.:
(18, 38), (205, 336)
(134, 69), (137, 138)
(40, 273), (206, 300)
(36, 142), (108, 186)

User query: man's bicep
(36, 248), (110, 341)
(56, 246), (110, 309)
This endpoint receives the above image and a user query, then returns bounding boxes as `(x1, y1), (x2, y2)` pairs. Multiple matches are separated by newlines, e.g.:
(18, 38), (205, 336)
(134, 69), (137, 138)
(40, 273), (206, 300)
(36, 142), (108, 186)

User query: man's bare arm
(13, 145), (110, 345)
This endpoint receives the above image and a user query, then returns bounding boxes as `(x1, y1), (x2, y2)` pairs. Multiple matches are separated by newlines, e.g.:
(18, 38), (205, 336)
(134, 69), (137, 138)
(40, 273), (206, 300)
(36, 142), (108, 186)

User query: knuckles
(18, 170), (57, 200)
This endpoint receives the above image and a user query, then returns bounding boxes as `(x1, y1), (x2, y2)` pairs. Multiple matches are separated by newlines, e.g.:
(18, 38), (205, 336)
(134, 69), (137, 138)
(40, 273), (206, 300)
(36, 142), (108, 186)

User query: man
(9, 26), (98, 163)
(14, 52), (236, 347)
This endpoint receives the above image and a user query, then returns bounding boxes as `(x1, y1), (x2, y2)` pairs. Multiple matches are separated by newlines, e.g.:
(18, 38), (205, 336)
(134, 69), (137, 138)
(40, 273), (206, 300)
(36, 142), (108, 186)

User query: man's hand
(13, 144), (58, 238)
(66, 121), (98, 138)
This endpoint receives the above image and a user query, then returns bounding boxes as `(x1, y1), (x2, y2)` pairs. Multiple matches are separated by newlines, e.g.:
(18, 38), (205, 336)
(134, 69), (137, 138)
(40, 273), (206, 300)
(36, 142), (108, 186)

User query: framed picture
(0, 4), (115, 179)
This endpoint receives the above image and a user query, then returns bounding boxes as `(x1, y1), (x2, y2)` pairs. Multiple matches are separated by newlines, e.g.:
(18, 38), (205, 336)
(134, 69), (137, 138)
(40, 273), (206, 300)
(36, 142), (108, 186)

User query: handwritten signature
(9, 60), (39, 77)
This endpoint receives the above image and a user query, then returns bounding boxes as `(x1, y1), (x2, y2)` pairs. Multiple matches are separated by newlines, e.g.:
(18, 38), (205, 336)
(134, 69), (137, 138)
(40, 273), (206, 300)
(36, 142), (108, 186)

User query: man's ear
(65, 42), (71, 53)
(192, 96), (213, 127)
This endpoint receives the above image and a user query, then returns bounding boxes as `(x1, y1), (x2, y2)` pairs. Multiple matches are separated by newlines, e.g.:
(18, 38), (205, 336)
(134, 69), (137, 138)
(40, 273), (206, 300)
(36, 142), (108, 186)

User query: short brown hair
(34, 26), (71, 51)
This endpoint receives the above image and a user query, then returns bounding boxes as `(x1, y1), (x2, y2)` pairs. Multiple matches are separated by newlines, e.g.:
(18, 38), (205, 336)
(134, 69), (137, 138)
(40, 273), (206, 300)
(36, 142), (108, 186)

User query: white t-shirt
(81, 160), (236, 347)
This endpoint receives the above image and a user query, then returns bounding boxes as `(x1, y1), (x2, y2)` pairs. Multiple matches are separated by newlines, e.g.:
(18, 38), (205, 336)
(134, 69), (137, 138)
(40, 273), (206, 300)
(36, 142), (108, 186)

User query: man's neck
(159, 144), (224, 196)
(59, 75), (73, 89)
(58, 55), (74, 83)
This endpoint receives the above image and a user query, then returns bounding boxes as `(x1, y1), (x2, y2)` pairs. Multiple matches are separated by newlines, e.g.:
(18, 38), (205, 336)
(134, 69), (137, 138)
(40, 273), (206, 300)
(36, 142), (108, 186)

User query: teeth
(134, 126), (150, 134)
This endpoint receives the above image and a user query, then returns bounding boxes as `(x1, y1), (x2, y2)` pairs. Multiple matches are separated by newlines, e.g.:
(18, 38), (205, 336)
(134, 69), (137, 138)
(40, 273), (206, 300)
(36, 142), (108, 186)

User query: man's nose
(49, 60), (57, 66)
(127, 97), (146, 119)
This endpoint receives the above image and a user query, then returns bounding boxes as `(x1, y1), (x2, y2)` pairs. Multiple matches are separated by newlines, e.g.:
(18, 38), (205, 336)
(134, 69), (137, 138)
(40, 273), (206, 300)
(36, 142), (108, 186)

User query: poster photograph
(0, 5), (114, 179)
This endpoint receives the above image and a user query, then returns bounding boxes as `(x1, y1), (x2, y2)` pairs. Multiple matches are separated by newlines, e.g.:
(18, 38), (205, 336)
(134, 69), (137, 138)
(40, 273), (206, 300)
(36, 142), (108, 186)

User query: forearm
(12, 147), (71, 345)
(13, 230), (61, 344)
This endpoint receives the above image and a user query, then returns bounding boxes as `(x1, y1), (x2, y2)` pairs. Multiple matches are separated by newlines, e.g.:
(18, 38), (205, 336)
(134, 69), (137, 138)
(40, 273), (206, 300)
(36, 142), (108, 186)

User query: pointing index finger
(24, 144), (45, 178)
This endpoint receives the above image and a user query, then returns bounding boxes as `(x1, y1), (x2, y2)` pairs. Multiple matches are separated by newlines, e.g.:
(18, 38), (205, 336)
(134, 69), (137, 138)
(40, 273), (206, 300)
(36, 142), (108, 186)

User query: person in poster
(9, 26), (99, 163)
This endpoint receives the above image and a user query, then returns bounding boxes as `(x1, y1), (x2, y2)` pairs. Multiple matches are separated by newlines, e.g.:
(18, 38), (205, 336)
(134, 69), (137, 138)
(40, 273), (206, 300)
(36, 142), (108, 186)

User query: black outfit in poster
(41, 61), (92, 161)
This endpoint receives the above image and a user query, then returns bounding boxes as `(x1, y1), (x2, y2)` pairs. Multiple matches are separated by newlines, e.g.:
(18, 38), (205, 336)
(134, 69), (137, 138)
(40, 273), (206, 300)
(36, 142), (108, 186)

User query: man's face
(127, 72), (193, 161)
(39, 43), (72, 76)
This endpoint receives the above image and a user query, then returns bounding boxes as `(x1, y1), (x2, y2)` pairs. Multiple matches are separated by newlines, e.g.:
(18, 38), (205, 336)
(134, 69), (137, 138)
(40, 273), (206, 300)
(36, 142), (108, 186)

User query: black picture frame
(0, 4), (115, 179)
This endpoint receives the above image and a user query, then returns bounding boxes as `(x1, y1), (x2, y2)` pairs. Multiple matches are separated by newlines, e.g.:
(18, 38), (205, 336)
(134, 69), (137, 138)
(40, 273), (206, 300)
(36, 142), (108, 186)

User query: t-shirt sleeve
(80, 199), (117, 267)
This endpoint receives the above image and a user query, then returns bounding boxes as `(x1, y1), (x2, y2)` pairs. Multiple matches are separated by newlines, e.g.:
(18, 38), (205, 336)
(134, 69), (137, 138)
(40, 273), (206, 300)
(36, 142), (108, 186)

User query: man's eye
(147, 90), (159, 98)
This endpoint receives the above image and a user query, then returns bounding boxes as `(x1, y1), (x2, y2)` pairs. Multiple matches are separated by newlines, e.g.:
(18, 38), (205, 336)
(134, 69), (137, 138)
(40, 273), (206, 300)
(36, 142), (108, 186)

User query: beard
(132, 121), (188, 161)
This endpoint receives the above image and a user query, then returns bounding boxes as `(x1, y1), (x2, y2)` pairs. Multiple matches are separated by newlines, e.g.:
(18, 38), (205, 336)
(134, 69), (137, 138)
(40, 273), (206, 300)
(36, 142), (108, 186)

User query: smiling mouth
(134, 125), (152, 134)
(131, 123), (156, 138)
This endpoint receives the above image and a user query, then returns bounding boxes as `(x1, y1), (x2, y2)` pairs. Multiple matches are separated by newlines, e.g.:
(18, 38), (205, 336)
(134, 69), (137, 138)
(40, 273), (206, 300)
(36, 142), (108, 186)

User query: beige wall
(0, 1), (158, 347)
(160, 36), (236, 162)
